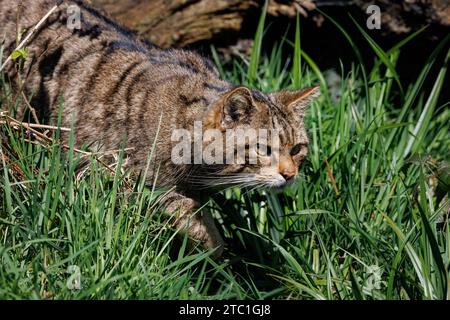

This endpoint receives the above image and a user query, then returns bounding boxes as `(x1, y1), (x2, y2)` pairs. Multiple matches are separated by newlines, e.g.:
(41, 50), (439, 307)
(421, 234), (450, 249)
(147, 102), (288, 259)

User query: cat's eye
(257, 143), (272, 156)
(290, 143), (303, 156)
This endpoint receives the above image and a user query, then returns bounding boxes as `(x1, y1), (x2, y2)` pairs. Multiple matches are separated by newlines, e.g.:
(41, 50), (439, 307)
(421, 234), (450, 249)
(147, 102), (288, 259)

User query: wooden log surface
(90, 0), (259, 47)
(88, 0), (450, 48)
(88, 0), (323, 47)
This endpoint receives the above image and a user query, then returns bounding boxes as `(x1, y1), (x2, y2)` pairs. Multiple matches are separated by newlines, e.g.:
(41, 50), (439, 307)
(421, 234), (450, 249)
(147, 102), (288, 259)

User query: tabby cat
(0, 0), (320, 258)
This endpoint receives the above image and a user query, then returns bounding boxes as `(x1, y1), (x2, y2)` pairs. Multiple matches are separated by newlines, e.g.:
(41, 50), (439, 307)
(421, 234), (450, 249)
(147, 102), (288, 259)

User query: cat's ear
(274, 86), (320, 114)
(220, 86), (254, 128)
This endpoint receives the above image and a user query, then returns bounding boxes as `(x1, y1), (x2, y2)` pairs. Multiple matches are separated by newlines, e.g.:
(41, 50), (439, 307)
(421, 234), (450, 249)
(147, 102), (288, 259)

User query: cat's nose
(281, 170), (296, 181)
(279, 156), (296, 181)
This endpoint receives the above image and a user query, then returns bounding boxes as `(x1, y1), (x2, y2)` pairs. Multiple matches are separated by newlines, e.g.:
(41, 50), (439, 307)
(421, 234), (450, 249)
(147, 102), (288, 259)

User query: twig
(95, 157), (134, 191)
(325, 158), (339, 198)
(0, 118), (72, 132)
(21, 91), (40, 124)
(2, 113), (135, 192)
(1, 115), (135, 157)
(0, 1), (63, 72)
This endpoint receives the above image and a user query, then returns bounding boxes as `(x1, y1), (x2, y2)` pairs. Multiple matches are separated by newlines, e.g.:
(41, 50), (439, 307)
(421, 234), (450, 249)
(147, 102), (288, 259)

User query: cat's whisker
(186, 173), (259, 188)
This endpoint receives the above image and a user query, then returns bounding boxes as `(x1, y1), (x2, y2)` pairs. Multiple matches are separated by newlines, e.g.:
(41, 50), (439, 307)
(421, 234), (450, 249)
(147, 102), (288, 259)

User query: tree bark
(354, 0), (450, 35)
(89, 0), (450, 48)
(90, 0), (258, 47)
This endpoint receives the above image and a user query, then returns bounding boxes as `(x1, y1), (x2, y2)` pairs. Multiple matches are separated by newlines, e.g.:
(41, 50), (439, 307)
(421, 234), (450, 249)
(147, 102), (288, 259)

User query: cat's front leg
(164, 192), (224, 258)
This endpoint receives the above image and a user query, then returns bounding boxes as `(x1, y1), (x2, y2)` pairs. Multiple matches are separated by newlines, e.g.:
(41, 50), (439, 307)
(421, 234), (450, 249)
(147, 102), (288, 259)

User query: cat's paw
(194, 211), (225, 259)
(165, 192), (225, 258)
(175, 210), (225, 259)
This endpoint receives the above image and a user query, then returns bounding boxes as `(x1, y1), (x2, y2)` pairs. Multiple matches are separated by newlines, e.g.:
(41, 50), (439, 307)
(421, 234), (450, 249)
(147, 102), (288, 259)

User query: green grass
(1, 12), (449, 299)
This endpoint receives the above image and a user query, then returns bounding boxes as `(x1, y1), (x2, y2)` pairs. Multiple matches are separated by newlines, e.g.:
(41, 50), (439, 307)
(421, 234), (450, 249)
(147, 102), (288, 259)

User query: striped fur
(0, 0), (320, 257)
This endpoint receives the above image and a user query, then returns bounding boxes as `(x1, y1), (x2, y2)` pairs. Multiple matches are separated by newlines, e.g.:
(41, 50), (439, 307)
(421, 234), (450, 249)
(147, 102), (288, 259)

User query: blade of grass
(248, 0), (268, 85)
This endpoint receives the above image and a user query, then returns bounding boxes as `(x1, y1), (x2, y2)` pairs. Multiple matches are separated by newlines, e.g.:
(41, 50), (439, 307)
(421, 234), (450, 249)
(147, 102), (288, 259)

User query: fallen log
(89, 0), (450, 47)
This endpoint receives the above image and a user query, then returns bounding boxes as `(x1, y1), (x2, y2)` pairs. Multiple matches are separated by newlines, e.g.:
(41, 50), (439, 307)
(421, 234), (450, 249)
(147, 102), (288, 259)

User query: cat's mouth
(263, 174), (296, 190)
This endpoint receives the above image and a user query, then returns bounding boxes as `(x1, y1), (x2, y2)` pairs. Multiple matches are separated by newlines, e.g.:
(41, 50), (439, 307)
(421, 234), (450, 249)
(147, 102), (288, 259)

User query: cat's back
(0, 0), (229, 184)
(0, 0), (222, 129)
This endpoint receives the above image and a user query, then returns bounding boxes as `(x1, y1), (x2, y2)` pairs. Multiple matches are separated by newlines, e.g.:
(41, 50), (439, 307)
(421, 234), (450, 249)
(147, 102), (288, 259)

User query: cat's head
(188, 85), (320, 190)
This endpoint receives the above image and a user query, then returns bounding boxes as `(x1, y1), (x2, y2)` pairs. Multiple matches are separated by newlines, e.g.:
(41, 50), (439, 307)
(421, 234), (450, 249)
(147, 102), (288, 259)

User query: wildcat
(0, 0), (320, 258)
